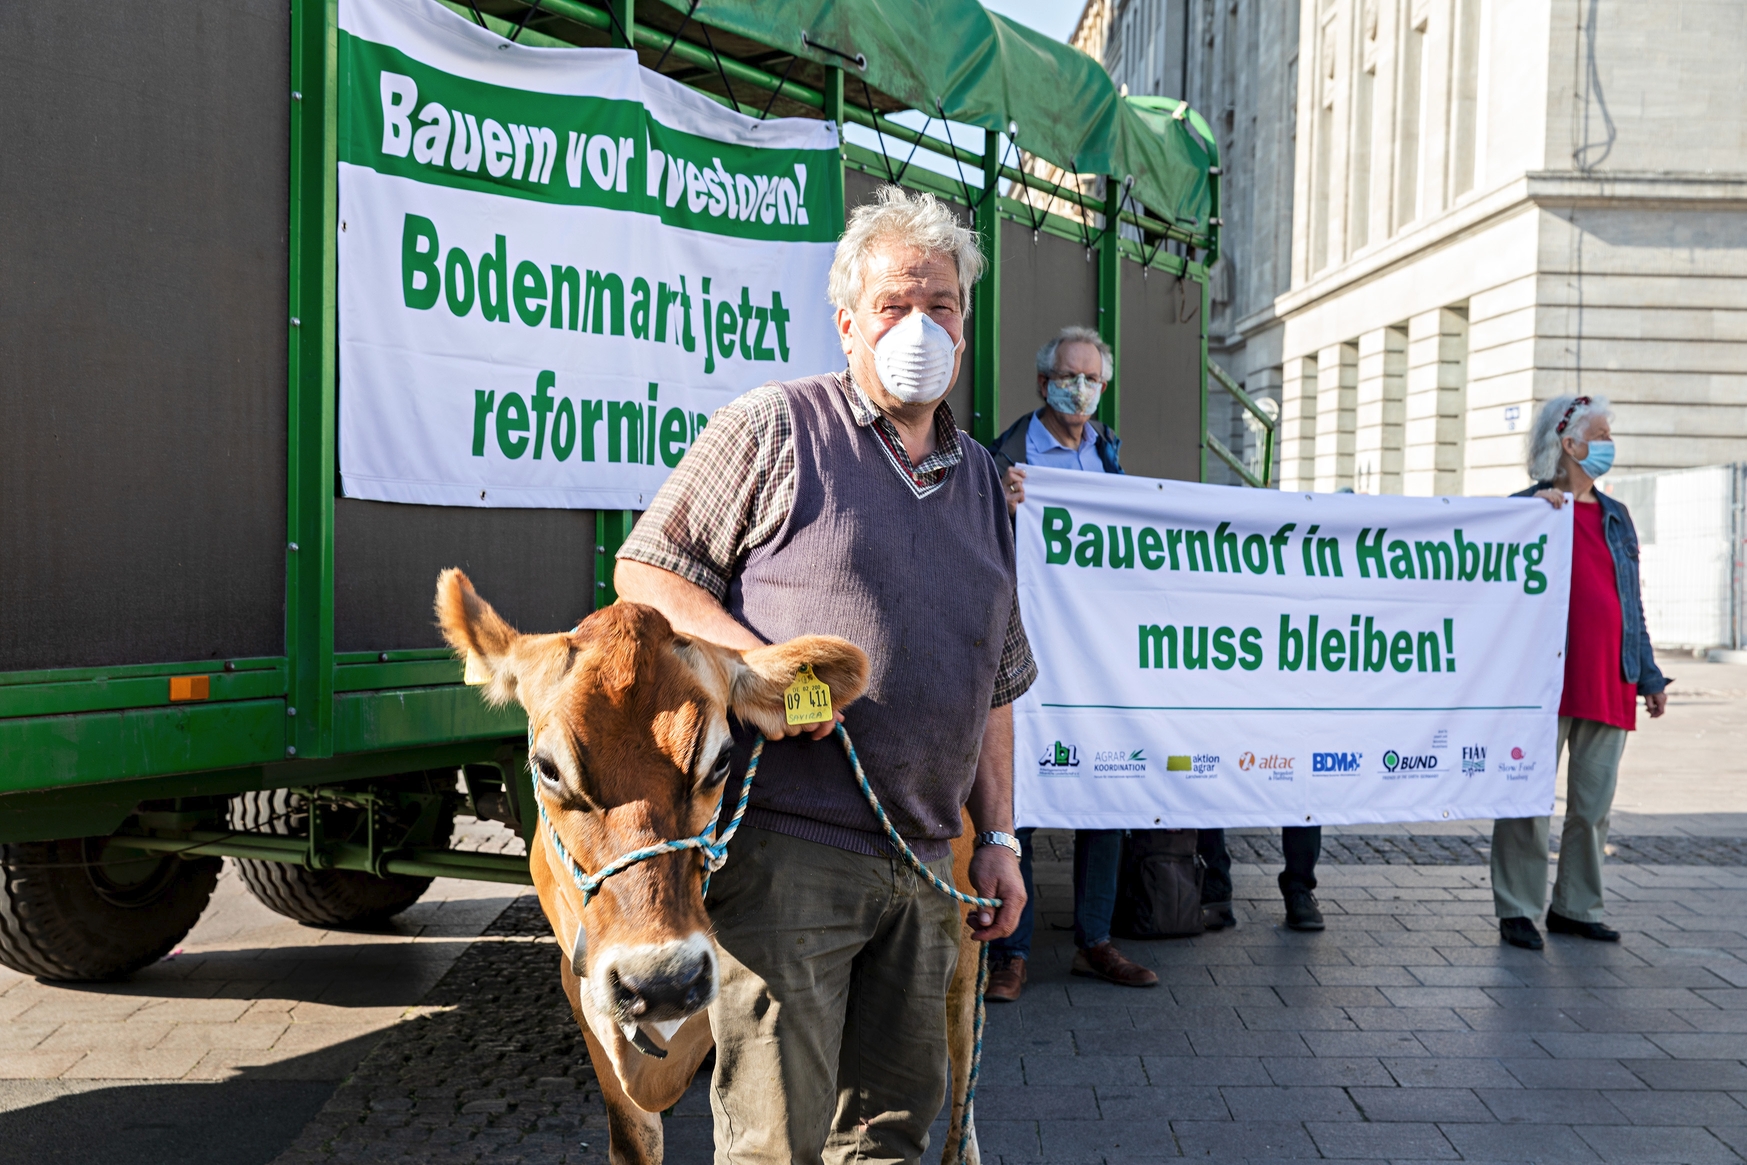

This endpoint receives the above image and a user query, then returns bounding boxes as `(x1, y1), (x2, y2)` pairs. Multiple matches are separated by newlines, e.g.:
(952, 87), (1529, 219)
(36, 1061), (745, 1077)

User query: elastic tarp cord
(509, 0), (542, 42)
(934, 99), (981, 214)
(653, 0), (701, 73)
(600, 0), (631, 51)
(759, 52), (800, 121)
(887, 110), (931, 186)
(1005, 132), (1044, 241)
(698, 22), (740, 114)
(1069, 158), (1096, 257)
(464, 0), (488, 28)
(858, 77), (897, 183)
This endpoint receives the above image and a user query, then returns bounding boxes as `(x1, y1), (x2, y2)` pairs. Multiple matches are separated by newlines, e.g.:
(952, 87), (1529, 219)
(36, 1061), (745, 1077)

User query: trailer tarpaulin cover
(1012, 469), (1574, 830)
(337, 0), (844, 508)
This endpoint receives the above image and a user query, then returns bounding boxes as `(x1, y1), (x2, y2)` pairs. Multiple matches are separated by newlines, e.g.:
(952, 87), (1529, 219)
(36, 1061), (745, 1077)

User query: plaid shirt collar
(840, 372), (964, 494)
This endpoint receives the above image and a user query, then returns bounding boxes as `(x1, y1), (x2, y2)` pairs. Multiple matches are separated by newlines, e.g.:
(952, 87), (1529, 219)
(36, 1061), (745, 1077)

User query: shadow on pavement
(0, 1034), (383, 1165)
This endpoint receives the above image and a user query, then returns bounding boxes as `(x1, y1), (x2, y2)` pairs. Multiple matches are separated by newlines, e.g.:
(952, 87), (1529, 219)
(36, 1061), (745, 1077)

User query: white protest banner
(336, 0), (844, 509)
(1014, 468), (1574, 829)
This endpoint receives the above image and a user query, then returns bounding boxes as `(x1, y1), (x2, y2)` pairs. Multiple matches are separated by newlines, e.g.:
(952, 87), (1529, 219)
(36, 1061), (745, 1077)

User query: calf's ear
(731, 635), (870, 737)
(435, 568), (523, 706)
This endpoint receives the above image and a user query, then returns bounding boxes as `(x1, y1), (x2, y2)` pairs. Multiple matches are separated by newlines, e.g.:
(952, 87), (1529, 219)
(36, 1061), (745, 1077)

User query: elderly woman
(1493, 394), (1668, 950)
(615, 185), (1028, 1162)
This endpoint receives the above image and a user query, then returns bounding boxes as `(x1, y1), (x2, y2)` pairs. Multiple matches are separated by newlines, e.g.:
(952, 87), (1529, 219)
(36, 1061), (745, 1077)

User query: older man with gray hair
(615, 184), (1029, 1163)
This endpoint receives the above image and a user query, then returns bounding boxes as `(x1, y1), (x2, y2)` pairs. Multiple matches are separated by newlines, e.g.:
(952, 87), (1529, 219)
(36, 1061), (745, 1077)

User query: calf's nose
(611, 954), (714, 1018)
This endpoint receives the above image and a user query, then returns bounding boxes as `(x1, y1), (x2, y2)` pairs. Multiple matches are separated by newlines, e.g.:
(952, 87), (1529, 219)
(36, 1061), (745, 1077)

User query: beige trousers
(1491, 716), (1629, 923)
(706, 826), (961, 1165)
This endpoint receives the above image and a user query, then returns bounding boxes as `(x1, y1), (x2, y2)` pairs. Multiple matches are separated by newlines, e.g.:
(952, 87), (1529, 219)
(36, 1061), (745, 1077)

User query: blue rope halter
(534, 722), (998, 1165)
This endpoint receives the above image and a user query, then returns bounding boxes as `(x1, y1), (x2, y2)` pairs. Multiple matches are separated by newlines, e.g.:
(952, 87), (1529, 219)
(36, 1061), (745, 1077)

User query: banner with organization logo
(1013, 468), (1574, 829)
(336, 0), (844, 509)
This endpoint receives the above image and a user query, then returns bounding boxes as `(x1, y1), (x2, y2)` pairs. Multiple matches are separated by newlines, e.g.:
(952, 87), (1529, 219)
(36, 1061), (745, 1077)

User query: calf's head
(435, 569), (867, 1039)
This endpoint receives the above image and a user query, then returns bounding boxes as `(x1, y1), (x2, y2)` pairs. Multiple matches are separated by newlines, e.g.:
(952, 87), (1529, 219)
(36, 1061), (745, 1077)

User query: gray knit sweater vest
(727, 373), (1016, 861)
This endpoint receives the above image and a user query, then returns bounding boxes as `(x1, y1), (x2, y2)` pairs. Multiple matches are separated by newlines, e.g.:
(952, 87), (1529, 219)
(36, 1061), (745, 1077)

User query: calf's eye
(532, 754), (563, 792)
(707, 748), (733, 787)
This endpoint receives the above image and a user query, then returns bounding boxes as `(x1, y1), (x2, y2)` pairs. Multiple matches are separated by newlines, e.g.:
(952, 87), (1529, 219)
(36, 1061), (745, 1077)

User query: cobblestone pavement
(262, 831), (1747, 1165)
(1224, 833), (1747, 867)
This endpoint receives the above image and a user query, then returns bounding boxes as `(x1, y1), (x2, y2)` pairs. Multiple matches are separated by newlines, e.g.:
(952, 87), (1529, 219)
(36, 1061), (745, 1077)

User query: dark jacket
(1514, 482), (1667, 696)
(989, 408), (1124, 475)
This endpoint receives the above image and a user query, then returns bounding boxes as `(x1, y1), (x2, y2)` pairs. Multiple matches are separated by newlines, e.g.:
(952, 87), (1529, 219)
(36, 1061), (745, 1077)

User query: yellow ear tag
(783, 664), (833, 726)
(463, 651), (492, 686)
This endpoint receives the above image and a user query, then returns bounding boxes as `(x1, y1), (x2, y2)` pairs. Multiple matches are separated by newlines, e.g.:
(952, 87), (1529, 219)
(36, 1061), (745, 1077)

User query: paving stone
(1347, 1086), (1493, 1123)
(1475, 1087), (1630, 1125)
(1628, 1060), (1747, 1091)
(1575, 1124), (1745, 1163)
(1219, 1086), (1361, 1122)
(1602, 1089), (1747, 1126)
(1169, 1120), (1320, 1159)
(1304, 1120), (1460, 1159)
(1384, 1057), (1522, 1088)
(1437, 1121), (1605, 1161)
(1502, 1057), (1649, 1090)
(1259, 1056), (1395, 1087)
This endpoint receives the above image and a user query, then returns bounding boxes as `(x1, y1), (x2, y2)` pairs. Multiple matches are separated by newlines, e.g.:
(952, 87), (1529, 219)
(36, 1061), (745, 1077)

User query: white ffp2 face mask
(855, 311), (962, 405)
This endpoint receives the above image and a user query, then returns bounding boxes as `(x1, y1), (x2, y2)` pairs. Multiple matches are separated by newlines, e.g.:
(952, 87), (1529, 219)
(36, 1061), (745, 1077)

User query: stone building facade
(1082, 0), (1747, 496)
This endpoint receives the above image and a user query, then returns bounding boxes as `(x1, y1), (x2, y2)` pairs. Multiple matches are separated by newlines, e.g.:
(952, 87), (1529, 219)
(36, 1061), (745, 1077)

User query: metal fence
(1604, 464), (1747, 653)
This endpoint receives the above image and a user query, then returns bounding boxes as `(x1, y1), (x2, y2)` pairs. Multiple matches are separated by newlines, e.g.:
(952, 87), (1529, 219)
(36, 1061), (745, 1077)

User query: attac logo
(1461, 745), (1486, 774)
(1239, 751), (1296, 777)
(1382, 750), (1438, 774)
(1312, 751), (1362, 773)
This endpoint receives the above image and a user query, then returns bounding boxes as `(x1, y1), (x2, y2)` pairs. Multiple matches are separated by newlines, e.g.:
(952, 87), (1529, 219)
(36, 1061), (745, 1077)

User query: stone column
(1403, 306), (1470, 496)
(1313, 341), (1358, 492)
(1353, 325), (1408, 493)
(1278, 354), (1319, 492)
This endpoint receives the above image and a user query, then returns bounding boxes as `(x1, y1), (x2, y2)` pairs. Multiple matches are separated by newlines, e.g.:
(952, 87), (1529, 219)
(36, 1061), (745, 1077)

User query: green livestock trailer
(0, 0), (1245, 981)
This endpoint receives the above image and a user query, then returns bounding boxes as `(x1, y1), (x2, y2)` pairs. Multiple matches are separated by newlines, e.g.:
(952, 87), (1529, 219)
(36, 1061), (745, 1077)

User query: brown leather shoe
(984, 955), (1026, 1002)
(1070, 941), (1159, 988)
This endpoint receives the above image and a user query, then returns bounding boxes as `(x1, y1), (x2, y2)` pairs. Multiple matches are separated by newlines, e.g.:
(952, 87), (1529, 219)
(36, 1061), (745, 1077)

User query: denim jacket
(1514, 483), (1667, 695)
(989, 408), (1124, 475)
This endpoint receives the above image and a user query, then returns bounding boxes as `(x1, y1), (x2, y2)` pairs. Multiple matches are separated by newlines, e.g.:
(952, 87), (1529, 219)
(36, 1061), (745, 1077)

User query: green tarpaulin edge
(649, 0), (1214, 235)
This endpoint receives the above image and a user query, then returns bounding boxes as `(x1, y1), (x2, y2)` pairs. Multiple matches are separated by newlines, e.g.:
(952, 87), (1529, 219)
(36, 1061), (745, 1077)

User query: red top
(1560, 500), (1637, 730)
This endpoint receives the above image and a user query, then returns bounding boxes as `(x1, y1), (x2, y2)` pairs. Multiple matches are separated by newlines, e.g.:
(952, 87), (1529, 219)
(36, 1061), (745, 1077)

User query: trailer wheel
(230, 786), (455, 927)
(0, 837), (221, 981)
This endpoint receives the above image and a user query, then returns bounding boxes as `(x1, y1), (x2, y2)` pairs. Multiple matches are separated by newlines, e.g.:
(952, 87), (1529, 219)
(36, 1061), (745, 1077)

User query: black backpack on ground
(1112, 829), (1206, 939)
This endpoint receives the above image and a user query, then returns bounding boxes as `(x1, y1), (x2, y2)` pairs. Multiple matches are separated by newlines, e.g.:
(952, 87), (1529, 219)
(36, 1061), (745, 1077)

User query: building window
(1394, 7), (1426, 231)
(1450, 0), (1481, 196)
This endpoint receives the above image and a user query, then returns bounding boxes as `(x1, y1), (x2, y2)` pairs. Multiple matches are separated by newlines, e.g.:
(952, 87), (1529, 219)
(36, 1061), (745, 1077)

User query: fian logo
(1312, 751), (1362, 773)
(1382, 749), (1439, 774)
(1461, 745), (1486, 774)
(1092, 748), (1148, 777)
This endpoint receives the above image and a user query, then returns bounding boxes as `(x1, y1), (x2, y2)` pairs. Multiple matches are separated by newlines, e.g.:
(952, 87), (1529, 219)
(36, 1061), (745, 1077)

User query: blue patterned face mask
(1579, 439), (1614, 479)
(1046, 373), (1103, 417)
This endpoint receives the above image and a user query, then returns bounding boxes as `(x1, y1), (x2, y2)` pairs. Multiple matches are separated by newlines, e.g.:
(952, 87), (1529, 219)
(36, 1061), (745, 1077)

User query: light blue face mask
(1578, 439), (1615, 479)
(1046, 373), (1103, 417)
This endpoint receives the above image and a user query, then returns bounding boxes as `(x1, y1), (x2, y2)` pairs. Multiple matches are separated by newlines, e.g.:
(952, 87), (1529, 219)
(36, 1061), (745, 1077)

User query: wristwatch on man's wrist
(975, 831), (1022, 860)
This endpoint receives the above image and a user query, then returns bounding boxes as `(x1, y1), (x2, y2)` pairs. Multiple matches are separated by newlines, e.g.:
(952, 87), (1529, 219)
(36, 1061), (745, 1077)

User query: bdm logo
(1312, 751), (1362, 773)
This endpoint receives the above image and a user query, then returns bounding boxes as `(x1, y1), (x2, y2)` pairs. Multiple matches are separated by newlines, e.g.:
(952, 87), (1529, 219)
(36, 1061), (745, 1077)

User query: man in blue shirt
(984, 326), (1156, 1000)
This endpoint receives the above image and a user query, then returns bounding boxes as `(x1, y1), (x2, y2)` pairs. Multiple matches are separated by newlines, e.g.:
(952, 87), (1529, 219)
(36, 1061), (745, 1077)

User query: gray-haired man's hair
(827, 185), (985, 314)
(1036, 325), (1114, 383)
(1527, 393), (1612, 482)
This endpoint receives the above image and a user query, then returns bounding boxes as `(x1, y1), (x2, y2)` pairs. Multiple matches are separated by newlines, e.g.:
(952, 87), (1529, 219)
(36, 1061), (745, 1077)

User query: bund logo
(1312, 751), (1362, 774)
(1382, 750), (1438, 774)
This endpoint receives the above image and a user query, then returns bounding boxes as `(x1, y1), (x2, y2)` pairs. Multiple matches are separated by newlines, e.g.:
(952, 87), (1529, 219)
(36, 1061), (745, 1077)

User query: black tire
(0, 837), (221, 981)
(230, 786), (455, 927)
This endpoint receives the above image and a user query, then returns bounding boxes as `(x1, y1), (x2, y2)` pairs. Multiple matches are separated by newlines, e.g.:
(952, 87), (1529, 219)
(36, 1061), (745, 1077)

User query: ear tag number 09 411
(783, 664), (833, 726)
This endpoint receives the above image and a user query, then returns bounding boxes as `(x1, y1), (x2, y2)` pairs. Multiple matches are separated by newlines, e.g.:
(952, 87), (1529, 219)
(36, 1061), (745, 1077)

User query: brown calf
(436, 569), (983, 1165)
